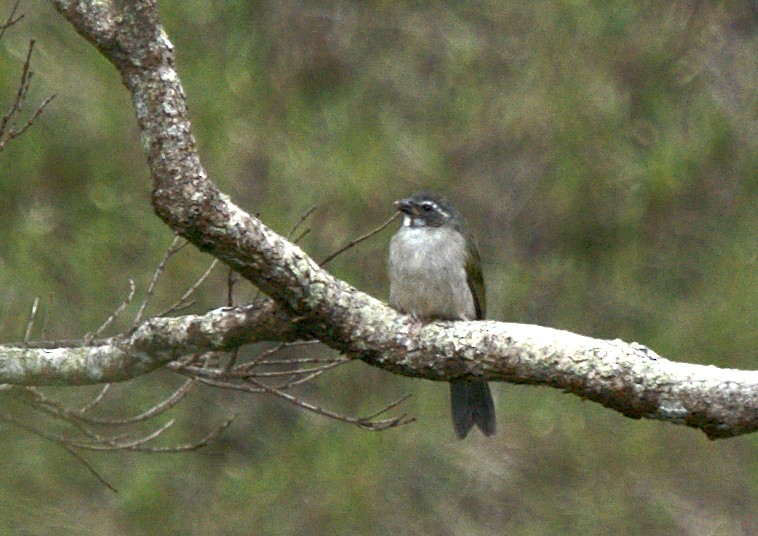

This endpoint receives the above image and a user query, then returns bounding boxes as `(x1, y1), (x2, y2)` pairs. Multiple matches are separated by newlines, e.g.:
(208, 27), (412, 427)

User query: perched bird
(388, 191), (496, 439)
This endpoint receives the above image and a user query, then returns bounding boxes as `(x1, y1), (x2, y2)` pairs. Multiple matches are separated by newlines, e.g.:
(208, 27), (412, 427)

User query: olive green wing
(465, 233), (486, 320)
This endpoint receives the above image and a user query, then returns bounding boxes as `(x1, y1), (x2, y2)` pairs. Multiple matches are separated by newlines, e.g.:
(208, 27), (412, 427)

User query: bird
(388, 191), (496, 439)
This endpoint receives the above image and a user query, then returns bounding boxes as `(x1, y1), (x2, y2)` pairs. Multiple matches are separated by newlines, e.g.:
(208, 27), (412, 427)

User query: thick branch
(0, 301), (303, 385)
(3, 298), (758, 439)
(36, 0), (758, 440)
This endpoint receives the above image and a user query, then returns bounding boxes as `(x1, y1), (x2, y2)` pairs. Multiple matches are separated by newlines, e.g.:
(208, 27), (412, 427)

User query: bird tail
(450, 381), (496, 439)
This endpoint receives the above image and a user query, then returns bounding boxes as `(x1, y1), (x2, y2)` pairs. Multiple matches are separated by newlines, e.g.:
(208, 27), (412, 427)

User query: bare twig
(319, 212), (399, 267)
(236, 340), (324, 372)
(88, 379), (197, 425)
(15, 386), (111, 441)
(226, 268), (239, 307)
(39, 293), (52, 340)
(18, 379), (198, 428)
(239, 342), (287, 370)
(195, 377), (263, 394)
(156, 258), (218, 317)
(244, 375), (413, 431)
(78, 384), (111, 414)
(0, 0), (23, 42)
(22, 396), (233, 453)
(3, 374), (232, 490)
(287, 205), (317, 239)
(292, 228), (311, 244)
(163, 340), (410, 431)
(61, 444), (118, 493)
(23, 296), (40, 344)
(87, 279), (136, 341)
(191, 370), (413, 431)
(0, 414), (119, 490)
(133, 235), (184, 325)
(225, 348), (240, 372)
(0, 40), (55, 152)
(254, 356), (347, 366)
(174, 360), (347, 381)
(133, 414), (236, 453)
(273, 360), (348, 390)
(359, 393), (412, 421)
(224, 258), (240, 368)
(1, 95), (55, 146)
(8, 416), (179, 452)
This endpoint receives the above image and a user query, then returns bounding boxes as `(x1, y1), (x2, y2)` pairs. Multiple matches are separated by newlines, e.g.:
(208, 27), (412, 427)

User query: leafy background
(1, 1), (756, 534)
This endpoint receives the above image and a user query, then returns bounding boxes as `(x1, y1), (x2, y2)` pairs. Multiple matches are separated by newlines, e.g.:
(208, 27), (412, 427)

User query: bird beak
(394, 198), (413, 214)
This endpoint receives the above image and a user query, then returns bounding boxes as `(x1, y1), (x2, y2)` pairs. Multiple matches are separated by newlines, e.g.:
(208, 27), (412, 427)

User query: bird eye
(421, 203), (433, 212)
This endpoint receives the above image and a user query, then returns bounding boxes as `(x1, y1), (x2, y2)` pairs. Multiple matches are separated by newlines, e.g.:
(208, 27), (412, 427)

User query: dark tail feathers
(450, 381), (496, 439)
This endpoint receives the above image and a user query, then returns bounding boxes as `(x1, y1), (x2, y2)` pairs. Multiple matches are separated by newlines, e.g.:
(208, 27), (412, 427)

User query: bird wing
(465, 233), (486, 320)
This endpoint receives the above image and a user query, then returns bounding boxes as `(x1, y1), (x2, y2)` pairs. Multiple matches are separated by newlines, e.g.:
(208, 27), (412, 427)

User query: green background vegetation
(1, 1), (756, 534)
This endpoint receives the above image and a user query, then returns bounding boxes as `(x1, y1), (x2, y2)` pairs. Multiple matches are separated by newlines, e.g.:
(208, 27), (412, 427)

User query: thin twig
(236, 340), (323, 372)
(23, 296), (39, 344)
(56, 408), (167, 457)
(0, 0), (23, 41)
(226, 268), (238, 307)
(87, 279), (136, 341)
(175, 360), (347, 380)
(20, 387), (104, 438)
(3, 94), (55, 144)
(0, 414), (118, 490)
(246, 375), (413, 431)
(0, 41), (33, 140)
(1, 410), (109, 451)
(133, 235), (184, 325)
(157, 258), (219, 317)
(287, 205), (317, 239)
(82, 379), (197, 425)
(9, 383), (232, 454)
(238, 342), (287, 370)
(54, 419), (178, 451)
(359, 393), (413, 420)
(273, 360), (349, 390)
(78, 384), (111, 414)
(253, 357), (347, 367)
(225, 347), (240, 372)
(225, 269), (240, 370)
(21, 379), (195, 427)
(39, 293), (52, 340)
(133, 414), (236, 453)
(292, 228), (311, 245)
(0, 40), (55, 152)
(195, 373), (412, 431)
(195, 377), (263, 394)
(320, 212), (399, 267)
(61, 444), (118, 493)
(18, 379), (196, 429)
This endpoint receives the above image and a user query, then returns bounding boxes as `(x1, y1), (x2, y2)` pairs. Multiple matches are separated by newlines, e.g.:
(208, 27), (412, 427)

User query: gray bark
(1, 0), (754, 439)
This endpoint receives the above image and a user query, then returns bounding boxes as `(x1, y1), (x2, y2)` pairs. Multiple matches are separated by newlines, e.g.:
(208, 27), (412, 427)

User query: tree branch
(1, 300), (305, 384)
(7, 0), (746, 441)
(3, 298), (758, 438)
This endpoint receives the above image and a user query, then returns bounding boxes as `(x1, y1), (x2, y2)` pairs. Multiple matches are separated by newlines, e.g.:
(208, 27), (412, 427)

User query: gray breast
(389, 225), (476, 321)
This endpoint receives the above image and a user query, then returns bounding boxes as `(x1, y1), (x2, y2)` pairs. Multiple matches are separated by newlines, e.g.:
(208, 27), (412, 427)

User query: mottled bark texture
(0, 301), (303, 385)
(1, 0), (751, 438)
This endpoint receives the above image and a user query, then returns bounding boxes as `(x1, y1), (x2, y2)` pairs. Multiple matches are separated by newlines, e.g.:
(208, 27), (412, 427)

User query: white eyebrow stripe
(421, 200), (449, 218)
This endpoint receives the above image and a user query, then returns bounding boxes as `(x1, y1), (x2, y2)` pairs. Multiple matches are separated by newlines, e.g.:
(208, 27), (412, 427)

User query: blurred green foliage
(1, 0), (756, 534)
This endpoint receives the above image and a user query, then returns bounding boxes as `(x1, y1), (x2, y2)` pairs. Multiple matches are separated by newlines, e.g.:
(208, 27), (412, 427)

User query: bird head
(394, 191), (461, 229)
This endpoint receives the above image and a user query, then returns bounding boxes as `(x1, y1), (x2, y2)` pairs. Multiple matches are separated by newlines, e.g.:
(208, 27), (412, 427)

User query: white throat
(402, 214), (430, 228)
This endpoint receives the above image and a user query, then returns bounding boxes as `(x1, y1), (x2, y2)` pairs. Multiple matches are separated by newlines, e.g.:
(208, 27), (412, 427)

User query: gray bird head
(394, 191), (463, 229)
